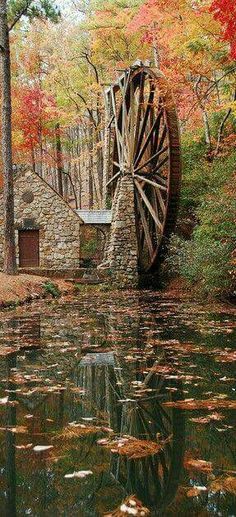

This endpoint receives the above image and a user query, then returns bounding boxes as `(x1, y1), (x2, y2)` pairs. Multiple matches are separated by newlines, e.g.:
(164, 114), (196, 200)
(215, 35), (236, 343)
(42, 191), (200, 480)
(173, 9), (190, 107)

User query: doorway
(19, 230), (39, 267)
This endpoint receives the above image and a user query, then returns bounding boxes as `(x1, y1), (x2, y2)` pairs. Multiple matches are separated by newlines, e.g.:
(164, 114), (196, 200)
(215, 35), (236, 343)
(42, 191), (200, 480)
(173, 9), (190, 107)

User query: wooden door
(19, 230), (39, 267)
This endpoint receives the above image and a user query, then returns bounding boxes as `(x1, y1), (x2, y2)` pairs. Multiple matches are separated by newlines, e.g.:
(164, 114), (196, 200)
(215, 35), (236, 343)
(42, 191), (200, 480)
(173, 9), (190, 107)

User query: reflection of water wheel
(111, 355), (185, 512)
(107, 64), (181, 272)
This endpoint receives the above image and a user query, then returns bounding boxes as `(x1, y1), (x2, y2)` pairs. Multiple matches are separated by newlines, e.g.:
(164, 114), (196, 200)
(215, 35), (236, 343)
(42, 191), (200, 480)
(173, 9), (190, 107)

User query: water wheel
(106, 64), (181, 273)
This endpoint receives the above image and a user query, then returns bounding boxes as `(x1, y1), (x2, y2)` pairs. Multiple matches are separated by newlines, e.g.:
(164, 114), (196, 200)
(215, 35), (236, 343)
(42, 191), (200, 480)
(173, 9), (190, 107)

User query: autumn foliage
(210, 0), (236, 59)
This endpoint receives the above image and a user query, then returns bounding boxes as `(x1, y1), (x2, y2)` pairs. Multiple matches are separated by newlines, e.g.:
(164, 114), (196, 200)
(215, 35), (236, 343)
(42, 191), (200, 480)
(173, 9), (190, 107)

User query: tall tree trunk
(88, 124), (94, 208)
(55, 122), (63, 196)
(0, 1), (17, 275)
(30, 141), (36, 172)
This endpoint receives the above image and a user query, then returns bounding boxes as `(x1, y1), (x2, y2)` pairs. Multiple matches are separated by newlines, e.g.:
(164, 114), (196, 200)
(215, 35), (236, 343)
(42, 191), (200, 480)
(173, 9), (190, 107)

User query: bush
(180, 134), (236, 214)
(167, 178), (235, 298)
(42, 281), (61, 298)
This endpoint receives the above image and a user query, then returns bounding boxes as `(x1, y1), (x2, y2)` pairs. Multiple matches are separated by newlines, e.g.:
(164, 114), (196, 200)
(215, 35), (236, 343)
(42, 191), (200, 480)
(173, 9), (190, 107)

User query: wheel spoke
(134, 174), (167, 192)
(134, 84), (155, 162)
(134, 179), (163, 231)
(134, 145), (168, 173)
(134, 109), (163, 167)
(110, 87), (122, 164)
(135, 191), (154, 259)
(134, 72), (145, 150)
(152, 155), (169, 175)
(106, 170), (121, 187)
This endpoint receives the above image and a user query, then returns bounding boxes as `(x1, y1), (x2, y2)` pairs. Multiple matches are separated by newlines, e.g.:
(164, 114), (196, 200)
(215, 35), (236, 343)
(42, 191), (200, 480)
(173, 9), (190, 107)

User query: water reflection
(0, 293), (235, 515)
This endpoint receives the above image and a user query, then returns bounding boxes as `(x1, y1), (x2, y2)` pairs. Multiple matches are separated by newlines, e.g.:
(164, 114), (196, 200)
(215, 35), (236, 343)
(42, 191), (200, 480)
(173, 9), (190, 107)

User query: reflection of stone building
(0, 169), (82, 270)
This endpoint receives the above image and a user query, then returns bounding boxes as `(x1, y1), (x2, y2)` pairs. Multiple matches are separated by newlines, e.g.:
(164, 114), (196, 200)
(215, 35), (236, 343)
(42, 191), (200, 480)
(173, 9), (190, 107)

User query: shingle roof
(77, 210), (112, 225)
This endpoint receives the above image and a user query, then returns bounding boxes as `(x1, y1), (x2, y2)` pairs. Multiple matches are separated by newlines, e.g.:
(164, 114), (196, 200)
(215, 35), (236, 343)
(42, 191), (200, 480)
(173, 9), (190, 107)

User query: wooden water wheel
(106, 64), (181, 273)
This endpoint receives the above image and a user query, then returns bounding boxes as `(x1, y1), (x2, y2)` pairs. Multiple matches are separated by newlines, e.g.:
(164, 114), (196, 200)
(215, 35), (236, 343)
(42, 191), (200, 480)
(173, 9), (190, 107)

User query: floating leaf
(210, 476), (236, 495)
(184, 458), (212, 473)
(33, 445), (54, 452)
(64, 470), (93, 479)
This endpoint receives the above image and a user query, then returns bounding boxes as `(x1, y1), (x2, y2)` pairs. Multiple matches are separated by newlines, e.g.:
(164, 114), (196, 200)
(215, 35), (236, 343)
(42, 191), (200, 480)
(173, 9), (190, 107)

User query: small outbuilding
(0, 169), (82, 271)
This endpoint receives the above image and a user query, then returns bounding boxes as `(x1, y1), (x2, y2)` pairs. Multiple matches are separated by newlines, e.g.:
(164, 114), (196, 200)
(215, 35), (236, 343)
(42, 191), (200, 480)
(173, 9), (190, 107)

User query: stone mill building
(0, 169), (82, 271)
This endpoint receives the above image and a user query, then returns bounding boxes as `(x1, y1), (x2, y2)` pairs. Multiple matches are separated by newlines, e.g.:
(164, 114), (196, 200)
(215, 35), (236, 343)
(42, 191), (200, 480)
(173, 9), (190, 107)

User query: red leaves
(15, 86), (58, 156)
(210, 0), (236, 59)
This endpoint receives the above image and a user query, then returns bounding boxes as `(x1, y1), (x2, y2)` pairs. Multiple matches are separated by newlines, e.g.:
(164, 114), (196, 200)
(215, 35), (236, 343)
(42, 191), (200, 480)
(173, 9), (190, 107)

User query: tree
(0, 0), (60, 275)
(128, 0), (236, 157)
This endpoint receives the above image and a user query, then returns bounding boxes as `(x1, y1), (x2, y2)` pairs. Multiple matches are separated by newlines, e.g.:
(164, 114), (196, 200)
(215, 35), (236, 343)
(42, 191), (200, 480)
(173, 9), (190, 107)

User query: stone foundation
(100, 174), (138, 288)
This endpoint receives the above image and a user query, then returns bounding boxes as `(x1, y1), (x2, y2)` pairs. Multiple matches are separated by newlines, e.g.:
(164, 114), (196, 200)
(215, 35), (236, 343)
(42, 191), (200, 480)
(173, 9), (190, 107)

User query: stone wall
(0, 169), (81, 270)
(100, 173), (138, 288)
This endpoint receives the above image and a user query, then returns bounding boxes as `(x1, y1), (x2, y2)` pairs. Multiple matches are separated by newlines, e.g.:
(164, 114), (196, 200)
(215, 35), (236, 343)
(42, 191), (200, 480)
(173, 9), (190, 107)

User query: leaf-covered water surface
(0, 290), (235, 516)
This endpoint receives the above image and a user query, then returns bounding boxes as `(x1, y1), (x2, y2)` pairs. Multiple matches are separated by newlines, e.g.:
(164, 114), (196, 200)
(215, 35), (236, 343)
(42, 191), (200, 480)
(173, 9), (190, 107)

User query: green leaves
(7, 0), (61, 28)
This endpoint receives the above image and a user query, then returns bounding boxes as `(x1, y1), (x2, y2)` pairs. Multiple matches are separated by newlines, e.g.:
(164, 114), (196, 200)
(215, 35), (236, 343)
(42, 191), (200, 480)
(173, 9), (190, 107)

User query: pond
(0, 290), (235, 516)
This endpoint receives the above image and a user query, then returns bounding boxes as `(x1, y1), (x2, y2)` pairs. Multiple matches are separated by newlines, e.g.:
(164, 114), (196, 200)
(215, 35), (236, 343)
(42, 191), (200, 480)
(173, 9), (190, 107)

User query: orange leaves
(210, 475), (236, 494)
(97, 435), (170, 459)
(190, 412), (225, 424)
(184, 458), (213, 473)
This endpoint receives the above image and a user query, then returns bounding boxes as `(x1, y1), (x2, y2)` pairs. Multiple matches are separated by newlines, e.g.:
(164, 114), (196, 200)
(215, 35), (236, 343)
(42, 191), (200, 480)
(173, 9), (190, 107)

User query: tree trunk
(0, 1), (17, 275)
(55, 122), (63, 196)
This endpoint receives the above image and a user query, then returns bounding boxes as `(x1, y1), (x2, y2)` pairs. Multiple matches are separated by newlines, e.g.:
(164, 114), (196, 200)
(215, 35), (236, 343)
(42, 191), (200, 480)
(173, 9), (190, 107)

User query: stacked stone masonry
(101, 173), (138, 288)
(0, 169), (81, 270)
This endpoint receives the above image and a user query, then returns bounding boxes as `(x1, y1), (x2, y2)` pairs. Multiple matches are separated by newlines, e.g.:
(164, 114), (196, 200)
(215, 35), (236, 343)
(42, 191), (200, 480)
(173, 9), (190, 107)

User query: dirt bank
(0, 273), (73, 308)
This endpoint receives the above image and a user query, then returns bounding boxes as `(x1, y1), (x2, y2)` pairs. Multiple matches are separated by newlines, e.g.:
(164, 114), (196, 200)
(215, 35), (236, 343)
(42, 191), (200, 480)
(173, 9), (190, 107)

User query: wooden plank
(152, 155), (169, 175)
(134, 179), (163, 231)
(134, 109), (163, 167)
(106, 170), (121, 187)
(156, 187), (166, 214)
(110, 87), (122, 165)
(134, 71), (145, 151)
(134, 174), (167, 192)
(134, 145), (168, 173)
(157, 124), (167, 152)
(134, 86), (155, 162)
(135, 191), (154, 258)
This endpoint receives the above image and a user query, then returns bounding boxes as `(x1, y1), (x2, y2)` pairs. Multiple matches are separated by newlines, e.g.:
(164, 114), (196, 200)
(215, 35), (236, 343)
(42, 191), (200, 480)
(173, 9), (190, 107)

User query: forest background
(0, 0), (235, 298)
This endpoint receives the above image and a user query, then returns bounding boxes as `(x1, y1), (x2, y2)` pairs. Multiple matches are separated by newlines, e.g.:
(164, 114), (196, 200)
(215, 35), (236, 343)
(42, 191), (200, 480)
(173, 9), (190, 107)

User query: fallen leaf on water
(33, 445), (54, 452)
(187, 486), (207, 497)
(163, 399), (236, 410)
(184, 458), (212, 473)
(0, 396), (18, 406)
(215, 351), (236, 363)
(15, 443), (33, 450)
(98, 436), (171, 459)
(0, 425), (28, 434)
(190, 413), (224, 424)
(210, 476), (236, 495)
(104, 495), (150, 516)
(64, 470), (93, 479)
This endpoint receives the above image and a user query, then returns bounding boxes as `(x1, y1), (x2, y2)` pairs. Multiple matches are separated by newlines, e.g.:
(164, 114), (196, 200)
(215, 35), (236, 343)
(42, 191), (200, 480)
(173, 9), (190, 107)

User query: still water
(0, 290), (235, 516)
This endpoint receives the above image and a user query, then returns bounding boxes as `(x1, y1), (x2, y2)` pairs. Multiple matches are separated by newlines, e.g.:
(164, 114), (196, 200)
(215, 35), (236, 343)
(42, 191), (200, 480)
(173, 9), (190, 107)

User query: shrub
(167, 178), (235, 298)
(42, 281), (61, 298)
